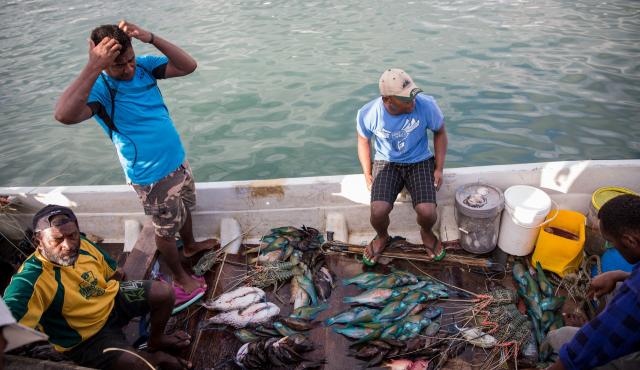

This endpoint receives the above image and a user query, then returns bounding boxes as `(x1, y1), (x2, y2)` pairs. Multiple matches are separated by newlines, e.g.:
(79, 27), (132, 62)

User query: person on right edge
(357, 68), (448, 266)
(547, 194), (640, 370)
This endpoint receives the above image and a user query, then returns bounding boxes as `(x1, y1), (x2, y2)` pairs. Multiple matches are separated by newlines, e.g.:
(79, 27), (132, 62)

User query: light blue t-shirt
(356, 94), (444, 163)
(88, 55), (185, 185)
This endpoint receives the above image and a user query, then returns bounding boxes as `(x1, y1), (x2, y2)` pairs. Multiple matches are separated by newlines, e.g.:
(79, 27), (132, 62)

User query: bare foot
(174, 275), (204, 294)
(183, 238), (218, 258)
(148, 331), (191, 352)
(364, 235), (389, 264)
(420, 228), (443, 259)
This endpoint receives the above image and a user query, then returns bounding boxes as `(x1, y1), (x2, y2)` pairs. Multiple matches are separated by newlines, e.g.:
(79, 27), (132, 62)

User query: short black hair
(90, 24), (131, 55)
(598, 194), (640, 238)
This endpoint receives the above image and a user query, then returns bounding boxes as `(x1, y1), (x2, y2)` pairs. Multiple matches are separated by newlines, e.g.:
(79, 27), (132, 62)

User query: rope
(103, 348), (156, 370)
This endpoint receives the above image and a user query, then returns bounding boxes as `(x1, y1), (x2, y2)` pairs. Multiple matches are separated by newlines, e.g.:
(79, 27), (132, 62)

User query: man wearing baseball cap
(3, 205), (192, 369)
(357, 68), (448, 265)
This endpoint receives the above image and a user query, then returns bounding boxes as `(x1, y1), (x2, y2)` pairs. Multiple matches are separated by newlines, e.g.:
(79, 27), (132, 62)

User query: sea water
(1, 0), (638, 186)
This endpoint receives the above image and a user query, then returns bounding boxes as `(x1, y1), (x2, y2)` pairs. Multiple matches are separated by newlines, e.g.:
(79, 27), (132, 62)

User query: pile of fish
(203, 287), (280, 328)
(245, 226), (324, 264)
(235, 333), (322, 369)
(327, 270), (447, 366)
(513, 261), (565, 363)
(233, 304), (329, 369)
(233, 303), (328, 343)
(244, 226), (335, 309)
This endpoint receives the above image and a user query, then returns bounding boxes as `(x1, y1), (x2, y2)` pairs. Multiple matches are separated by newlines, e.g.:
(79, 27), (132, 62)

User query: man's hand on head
(118, 20), (153, 44)
(88, 37), (121, 70)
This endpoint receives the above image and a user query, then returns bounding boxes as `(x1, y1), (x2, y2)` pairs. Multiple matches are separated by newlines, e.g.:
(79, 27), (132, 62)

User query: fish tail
(325, 318), (336, 326)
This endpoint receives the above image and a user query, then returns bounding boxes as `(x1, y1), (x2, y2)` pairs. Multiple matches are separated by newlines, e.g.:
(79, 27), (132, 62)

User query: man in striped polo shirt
(3, 205), (191, 369)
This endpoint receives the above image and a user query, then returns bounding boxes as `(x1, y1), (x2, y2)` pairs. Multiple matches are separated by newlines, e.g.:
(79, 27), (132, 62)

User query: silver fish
(207, 302), (280, 328)
(344, 288), (400, 305)
(203, 287), (266, 311)
(249, 249), (282, 264)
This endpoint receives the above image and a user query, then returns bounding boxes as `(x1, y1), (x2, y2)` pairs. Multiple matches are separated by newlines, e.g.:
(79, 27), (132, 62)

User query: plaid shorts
(371, 157), (437, 208)
(65, 280), (152, 369)
(132, 160), (196, 238)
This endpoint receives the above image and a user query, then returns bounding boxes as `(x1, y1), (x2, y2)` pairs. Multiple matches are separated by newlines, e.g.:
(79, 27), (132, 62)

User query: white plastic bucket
(497, 185), (552, 256)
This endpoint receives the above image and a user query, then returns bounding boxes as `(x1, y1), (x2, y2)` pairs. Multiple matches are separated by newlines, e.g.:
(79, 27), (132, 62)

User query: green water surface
(1, 0), (638, 186)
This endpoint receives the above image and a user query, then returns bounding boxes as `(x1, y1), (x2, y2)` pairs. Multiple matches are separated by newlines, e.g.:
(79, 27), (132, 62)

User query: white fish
(207, 302), (280, 328)
(249, 249), (281, 264)
(203, 287), (266, 311)
(319, 266), (334, 286)
(459, 326), (497, 348)
(235, 342), (249, 368)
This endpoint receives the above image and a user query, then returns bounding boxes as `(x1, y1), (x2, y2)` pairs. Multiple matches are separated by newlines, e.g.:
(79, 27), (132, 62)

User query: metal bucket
(454, 183), (504, 254)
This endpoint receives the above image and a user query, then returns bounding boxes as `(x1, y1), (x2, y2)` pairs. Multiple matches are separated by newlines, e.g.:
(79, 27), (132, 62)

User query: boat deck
(173, 245), (528, 370)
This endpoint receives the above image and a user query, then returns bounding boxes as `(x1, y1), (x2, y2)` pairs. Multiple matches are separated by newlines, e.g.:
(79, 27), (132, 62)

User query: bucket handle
(505, 199), (560, 229)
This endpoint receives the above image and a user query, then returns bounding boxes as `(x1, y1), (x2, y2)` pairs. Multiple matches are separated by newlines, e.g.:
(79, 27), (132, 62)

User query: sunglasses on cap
(34, 216), (76, 232)
(392, 95), (417, 103)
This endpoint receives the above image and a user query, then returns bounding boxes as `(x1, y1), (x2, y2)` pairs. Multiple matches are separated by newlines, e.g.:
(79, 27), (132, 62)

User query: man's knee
(371, 201), (393, 220)
(415, 203), (437, 224)
(149, 280), (174, 306)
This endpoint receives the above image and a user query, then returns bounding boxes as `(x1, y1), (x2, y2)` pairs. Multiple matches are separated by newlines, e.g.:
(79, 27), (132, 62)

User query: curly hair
(90, 24), (131, 55)
(598, 194), (640, 238)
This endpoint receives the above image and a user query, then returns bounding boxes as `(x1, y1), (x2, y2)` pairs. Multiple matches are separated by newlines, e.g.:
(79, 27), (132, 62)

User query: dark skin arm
(587, 270), (630, 298)
(432, 123), (448, 190)
(54, 20), (197, 125)
(357, 133), (373, 190)
(118, 20), (197, 78)
(54, 38), (122, 124)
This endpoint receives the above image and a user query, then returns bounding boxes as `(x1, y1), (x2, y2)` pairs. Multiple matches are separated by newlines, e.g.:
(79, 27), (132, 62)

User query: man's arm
(3, 271), (47, 330)
(432, 123), (448, 190)
(54, 38), (122, 124)
(357, 133), (373, 191)
(552, 279), (640, 370)
(588, 270), (631, 299)
(118, 21), (197, 78)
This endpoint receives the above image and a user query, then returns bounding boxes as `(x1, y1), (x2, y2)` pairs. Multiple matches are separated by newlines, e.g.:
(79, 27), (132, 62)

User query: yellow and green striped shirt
(3, 238), (119, 351)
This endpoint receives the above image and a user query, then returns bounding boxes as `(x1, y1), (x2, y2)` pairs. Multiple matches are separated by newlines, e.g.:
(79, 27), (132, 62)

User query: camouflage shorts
(131, 160), (196, 238)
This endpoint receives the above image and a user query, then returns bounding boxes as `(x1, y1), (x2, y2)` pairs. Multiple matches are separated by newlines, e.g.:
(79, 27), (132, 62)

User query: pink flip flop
(172, 283), (205, 315)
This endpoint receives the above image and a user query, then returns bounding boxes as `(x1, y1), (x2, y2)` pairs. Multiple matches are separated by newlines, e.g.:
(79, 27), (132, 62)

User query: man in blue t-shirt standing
(357, 69), (448, 265)
(54, 21), (213, 307)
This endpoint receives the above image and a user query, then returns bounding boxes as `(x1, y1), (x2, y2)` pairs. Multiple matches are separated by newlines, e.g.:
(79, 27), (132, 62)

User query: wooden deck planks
(122, 219), (157, 281)
(179, 248), (514, 369)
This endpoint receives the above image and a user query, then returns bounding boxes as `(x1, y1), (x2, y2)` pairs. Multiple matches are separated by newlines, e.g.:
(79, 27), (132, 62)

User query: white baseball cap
(379, 68), (423, 100)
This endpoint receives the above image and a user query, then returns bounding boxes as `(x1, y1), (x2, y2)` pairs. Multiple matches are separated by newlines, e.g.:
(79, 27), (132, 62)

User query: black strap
(99, 73), (119, 140)
(97, 65), (158, 141)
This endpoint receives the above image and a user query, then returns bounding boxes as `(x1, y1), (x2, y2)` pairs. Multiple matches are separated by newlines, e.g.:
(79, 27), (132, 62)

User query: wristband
(149, 32), (155, 45)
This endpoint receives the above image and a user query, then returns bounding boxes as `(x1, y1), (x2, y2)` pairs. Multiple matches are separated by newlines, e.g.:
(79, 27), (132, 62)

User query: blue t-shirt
(356, 94), (444, 163)
(88, 55), (185, 185)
